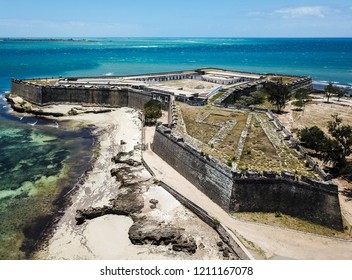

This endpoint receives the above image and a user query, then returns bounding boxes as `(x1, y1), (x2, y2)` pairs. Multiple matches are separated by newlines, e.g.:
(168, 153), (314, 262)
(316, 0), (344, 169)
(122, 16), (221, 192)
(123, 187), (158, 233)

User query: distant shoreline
(0, 38), (95, 43)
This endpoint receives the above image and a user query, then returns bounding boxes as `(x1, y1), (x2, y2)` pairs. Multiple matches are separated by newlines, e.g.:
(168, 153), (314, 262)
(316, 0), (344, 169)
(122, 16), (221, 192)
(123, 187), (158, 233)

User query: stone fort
(10, 68), (343, 230)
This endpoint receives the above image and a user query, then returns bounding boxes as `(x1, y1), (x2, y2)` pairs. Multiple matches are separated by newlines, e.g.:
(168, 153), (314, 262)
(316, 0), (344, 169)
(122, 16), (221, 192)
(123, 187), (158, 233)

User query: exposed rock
(120, 140), (127, 145)
(222, 248), (230, 258)
(121, 158), (142, 167)
(149, 199), (159, 205)
(110, 167), (132, 182)
(150, 204), (157, 209)
(75, 190), (144, 225)
(128, 218), (197, 254)
(111, 151), (141, 167)
(6, 94), (64, 116)
(172, 237), (197, 254)
(216, 241), (223, 247)
(75, 206), (124, 225)
(111, 151), (133, 162)
(129, 219), (184, 246)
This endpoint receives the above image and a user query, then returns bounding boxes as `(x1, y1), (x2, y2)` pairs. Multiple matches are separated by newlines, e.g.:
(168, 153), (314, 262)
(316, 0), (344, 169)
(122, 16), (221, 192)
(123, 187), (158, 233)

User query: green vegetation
(143, 99), (162, 124)
(230, 90), (266, 107)
(324, 82), (335, 103)
(238, 117), (280, 171)
(208, 90), (225, 104)
(264, 79), (290, 112)
(293, 88), (310, 111)
(299, 114), (352, 169)
(324, 82), (351, 102)
(178, 102), (315, 176)
(298, 126), (326, 153)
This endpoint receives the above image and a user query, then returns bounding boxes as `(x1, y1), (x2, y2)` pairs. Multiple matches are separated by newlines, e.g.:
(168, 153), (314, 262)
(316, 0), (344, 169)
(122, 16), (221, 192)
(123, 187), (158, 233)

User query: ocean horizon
(1, 37), (352, 91)
(0, 37), (351, 259)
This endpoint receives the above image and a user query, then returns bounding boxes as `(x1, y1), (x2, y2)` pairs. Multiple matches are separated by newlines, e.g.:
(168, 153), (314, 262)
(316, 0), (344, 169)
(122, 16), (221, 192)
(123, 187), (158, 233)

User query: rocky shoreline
(75, 150), (201, 255)
(5, 100), (232, 260)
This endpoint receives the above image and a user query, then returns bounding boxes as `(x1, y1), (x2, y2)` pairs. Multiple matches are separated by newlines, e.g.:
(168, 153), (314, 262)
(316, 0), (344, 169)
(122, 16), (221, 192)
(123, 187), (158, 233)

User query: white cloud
(273, 6), (330, 18)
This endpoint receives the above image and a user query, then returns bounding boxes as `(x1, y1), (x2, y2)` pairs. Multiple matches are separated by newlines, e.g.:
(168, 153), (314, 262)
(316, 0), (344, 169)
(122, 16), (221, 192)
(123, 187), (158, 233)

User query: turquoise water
(0, 37), (351, 259)
(0, 38), (351, 91)
(0, 94), (93, 259)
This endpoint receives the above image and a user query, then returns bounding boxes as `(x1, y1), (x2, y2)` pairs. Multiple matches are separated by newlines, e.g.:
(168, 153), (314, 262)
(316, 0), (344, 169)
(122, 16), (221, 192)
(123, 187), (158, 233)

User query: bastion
(10, 68), (342, 230)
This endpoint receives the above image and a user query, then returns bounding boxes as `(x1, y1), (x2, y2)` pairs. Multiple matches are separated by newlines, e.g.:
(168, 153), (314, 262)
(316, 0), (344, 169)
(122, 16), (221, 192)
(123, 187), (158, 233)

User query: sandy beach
(29, 105), (227, 260)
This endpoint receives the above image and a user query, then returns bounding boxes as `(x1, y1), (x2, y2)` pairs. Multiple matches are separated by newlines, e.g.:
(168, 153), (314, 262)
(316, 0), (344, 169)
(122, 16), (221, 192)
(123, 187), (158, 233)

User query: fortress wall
(11, 80), (155, 110)
(231, 178), (342, 230)
(11, 79), (43, 104)
(127, 90), (153, 110)
(152, 126), (233, 209)
(41, 87), (130, 107)
(153, 125), (343, 230)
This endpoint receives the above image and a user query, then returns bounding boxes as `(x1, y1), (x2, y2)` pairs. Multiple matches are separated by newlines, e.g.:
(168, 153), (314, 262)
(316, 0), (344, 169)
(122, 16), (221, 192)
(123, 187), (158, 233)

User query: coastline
(32, 105), (143, 259)
(24, 104), (227, 260)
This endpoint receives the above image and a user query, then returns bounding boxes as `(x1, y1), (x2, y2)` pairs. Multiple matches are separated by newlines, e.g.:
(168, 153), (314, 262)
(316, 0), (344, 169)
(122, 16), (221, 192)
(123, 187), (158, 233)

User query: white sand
(33, 105), (224, 260)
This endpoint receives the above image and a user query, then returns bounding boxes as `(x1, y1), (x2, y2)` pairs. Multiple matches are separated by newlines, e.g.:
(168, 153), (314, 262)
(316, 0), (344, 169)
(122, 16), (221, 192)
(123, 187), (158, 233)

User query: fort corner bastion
(152, 125), (343, 231)
(9, 68), (343, 231)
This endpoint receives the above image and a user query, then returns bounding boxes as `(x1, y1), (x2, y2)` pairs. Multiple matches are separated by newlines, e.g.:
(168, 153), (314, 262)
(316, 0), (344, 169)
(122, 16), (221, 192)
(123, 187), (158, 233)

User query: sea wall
(11, 80), (43, 104)
(152, 125), (343, 230)
(11, 79), (153, 110)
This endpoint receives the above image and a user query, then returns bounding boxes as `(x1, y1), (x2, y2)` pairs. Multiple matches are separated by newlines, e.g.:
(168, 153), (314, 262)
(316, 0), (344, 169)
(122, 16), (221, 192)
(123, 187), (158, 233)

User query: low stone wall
(152, 125), (343, 230)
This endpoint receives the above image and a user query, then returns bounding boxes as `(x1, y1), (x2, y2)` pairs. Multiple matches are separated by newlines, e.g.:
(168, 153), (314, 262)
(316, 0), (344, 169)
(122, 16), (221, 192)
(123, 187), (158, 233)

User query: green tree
(143, 99), (162, 123)
(325, 114), (352, 167)
(298, 126), (328, 153)
(335, 87), (350, 102)
(265, 79), (290, 112)
(293, 88), (310, 111)
(299, 115), (352, 168)
(324, 82), (335, 103)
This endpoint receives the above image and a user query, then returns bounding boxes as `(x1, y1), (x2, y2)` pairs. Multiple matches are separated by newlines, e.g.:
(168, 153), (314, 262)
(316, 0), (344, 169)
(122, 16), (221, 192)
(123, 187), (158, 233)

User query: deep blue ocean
(0, 37), (351, 259)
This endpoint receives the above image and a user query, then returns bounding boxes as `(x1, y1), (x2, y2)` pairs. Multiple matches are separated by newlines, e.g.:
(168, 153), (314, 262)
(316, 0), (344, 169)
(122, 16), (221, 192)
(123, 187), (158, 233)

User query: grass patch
(238, 116), (280, 171)
(218, 112), (248, 157)
(179, 104), (219, 143)
(208, 90), (225, 104)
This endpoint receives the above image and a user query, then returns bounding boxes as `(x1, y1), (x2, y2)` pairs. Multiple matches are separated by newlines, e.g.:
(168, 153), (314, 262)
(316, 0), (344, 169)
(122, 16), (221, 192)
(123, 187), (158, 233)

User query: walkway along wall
(152, 125), (343, 230)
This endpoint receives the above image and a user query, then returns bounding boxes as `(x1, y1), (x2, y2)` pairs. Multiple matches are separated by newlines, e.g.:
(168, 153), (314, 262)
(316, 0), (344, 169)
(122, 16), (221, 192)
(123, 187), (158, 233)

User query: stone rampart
(11, 79), (43, 104)
(231, 177), (342, 230)
(152, 125), (343, 230)
(153, 125), (233, 209)
(11, 79), (153, 110)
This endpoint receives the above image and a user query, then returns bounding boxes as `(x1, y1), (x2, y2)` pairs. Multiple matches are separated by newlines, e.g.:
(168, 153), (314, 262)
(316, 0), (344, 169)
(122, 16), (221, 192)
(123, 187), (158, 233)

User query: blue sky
(0, 0), (351, 37)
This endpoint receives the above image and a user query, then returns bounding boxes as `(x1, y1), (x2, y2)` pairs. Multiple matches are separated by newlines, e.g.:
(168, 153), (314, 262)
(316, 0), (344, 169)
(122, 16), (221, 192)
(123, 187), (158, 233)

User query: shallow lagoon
(0, 94), (94, 259)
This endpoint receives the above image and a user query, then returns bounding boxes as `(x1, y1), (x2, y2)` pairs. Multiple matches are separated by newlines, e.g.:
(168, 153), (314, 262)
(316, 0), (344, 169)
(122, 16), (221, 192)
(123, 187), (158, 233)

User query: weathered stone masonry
(152, 125), (343, 230)
(11, 79), (153, 110)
